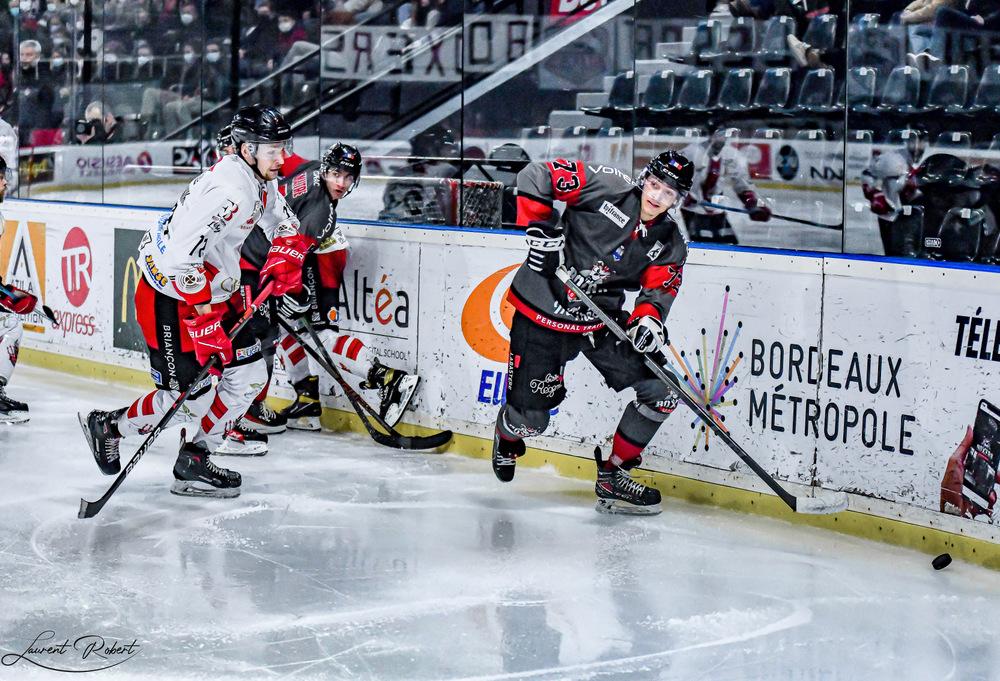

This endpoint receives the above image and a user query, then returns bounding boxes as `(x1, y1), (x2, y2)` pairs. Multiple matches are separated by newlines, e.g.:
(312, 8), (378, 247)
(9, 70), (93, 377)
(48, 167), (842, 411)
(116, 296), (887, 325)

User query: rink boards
(4, 198), (1000, 562)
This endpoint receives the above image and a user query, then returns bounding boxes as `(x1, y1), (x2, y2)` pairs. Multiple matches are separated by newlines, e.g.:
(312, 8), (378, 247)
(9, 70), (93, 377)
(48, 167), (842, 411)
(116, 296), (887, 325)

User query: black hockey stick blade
(555, 267), (848, 516)
(279, 318), (452, 451)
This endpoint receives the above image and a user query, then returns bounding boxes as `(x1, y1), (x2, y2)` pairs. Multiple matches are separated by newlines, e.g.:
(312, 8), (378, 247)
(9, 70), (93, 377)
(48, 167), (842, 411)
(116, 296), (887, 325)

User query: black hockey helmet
(488, 142), (530, 173)
(320, 142), (362, 197)
(916, 153), (979, 191)
(230, 104), (292, 146)
(638, 150), (694, 195)
(410, 126), (458, 160)
(215, 123), (233, 154)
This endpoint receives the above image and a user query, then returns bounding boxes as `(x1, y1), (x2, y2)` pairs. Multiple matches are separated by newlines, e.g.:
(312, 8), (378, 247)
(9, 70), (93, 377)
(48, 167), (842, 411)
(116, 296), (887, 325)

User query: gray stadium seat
(802, 14), (838, 53)
(847, 66), (878, 112)
(924, 64), (970, 113)
(793, 67), (836, 113)
(970, 64), (1000, 113)
(643, 70), (676, 113)
(673, 69), (714, 111)
(878, 65), (921, 113)
(752, 67), (791, 111)
(716, 68), (753, 111)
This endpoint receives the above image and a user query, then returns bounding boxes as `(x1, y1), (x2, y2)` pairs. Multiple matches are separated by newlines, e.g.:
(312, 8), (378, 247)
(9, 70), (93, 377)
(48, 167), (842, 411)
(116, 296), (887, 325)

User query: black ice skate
(280, 375), (321, 431)
(0, 380), (29, 424)
(216, 421), (269, 456)
(171, 434), (242, 498)
(492, 430), (525, 483)
(361, 359), (420, 427)
(240, 400), (287, 434)
(78, 408), (125, 475)
(593, 447), (661, 515)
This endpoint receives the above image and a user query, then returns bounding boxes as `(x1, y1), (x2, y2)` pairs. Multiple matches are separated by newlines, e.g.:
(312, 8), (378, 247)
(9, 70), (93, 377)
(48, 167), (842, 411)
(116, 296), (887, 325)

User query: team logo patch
(150, 368), (162, 384)
(612, 245), (625, 261)
(924, 237), (942, 249)
(529, 373), (562, 397)
(646, 241), (664, 261)
(599, 201), (629, 229)
(292, 173), (308, 198)
(235, 339), (262, 361)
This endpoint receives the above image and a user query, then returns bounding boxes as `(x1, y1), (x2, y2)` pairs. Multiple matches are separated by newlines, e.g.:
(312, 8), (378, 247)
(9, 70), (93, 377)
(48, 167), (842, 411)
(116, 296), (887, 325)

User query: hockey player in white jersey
(78, 105), (310, 498)
(680, 126), (771, 244)
(0, 156), (34, 424)
(861, 128), (925, 257)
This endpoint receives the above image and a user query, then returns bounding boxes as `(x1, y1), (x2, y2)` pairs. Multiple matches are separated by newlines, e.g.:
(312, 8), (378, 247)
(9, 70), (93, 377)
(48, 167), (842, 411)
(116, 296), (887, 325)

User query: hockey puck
(932, 553), (952, 570)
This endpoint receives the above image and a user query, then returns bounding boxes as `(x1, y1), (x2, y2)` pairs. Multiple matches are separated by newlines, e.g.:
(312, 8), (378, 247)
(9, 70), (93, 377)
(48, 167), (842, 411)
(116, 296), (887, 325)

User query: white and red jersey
(138, 154), (299, 306)
(861, 147), (922, 222)
(680, 141), (756, 216)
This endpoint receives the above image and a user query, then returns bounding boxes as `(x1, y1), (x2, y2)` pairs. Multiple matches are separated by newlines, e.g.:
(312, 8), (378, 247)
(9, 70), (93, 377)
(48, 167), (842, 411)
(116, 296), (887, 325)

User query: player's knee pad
(634, 380), (679, 422)
(220, 359), (269, 404)
(497, 403), (550, 439)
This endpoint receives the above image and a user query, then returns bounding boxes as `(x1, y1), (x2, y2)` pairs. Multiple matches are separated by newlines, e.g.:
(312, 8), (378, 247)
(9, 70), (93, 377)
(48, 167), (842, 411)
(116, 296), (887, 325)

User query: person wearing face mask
(16, 39), (59, 146)
(132, 41), (160, 83)
(161, 42), (203, 134)
(275, 13), (307, 58)
(242, 1), (280, 70)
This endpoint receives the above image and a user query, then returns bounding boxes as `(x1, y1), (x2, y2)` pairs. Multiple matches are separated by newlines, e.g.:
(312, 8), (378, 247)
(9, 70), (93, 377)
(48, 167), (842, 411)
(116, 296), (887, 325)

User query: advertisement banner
(42, 219), (114, 351)
(112, 228), (147, 354)
(0, 214), (48, 334)
(819, 265), (1000, 520)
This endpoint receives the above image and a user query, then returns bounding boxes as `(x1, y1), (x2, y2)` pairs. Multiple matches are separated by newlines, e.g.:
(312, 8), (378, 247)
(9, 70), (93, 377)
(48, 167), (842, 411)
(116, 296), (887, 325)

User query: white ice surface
(1, 365), (999, 680)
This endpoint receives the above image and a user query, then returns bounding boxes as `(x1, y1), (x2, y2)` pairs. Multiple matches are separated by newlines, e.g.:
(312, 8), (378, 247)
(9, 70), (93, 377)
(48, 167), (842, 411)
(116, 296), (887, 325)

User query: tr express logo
(461, 263), (519, 406)
(61, 227), (92, 307)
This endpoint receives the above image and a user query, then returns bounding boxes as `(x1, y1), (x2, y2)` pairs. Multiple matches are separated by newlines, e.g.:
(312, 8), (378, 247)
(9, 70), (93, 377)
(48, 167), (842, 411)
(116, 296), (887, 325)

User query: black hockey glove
(276, 284), (313, 322)
(626, 314), (665, 354)
(525, 220), (564, 278)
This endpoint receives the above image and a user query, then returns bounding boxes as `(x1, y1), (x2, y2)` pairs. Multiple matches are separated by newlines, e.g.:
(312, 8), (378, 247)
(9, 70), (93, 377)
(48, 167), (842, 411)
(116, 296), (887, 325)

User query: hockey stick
(0, 281), (60, 328)
(77, 281), (276, 519)
(699, 201), (844, 231)
(555, 267), (848, 515)
(277, 316), (452, 450)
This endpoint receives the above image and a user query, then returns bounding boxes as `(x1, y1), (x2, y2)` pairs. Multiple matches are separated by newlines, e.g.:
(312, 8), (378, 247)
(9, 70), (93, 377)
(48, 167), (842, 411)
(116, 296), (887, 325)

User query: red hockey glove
(862, 183), (878, 201)
(869, 192), (892, 216)
(0, 285), (37, 315)
(739, 191), (771, 222)
(183, 310), (233, 367)
(626, 305), (665, 354)
(261, 233), (312, 296)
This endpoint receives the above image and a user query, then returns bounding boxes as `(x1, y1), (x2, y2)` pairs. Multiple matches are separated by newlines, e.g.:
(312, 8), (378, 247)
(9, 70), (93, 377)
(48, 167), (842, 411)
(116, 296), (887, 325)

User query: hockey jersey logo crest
(599, 201), (629, 229)
(646, 241), (664, 261)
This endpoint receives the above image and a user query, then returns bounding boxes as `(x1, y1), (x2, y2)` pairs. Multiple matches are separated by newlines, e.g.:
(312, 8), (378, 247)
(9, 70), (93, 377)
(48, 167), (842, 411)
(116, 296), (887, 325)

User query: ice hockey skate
(171, 433), (242, 498)
(281, 375), (322, 431)
(216, 421), (269, 456)
(361, 359), (420, 427)
(78, 408), (125, 475)
(0, 380), (28, 424)
(593, 447), (662, 516)
(240, 400), (287, 434)
(491, 430), (525, 483)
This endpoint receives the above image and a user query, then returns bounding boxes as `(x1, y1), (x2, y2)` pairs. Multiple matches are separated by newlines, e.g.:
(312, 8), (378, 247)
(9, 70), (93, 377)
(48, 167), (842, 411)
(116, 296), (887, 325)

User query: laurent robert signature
(1, 630), (141, 672)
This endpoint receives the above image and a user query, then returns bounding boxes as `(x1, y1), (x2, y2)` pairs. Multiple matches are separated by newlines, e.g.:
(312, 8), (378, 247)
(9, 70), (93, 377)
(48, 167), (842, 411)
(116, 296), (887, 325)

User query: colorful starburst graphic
(662, 285), (744, 453)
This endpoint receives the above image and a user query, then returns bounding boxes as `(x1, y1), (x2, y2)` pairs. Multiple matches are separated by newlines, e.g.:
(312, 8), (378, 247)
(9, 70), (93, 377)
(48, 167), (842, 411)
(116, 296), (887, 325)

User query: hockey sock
(278, 331), (312, 385)
(325, 331), (377, 381)
(117, 387), (214, 438)
(0, 313), (23, 383)
(609, 400), (672, 468)
(194, 360), (268, 450)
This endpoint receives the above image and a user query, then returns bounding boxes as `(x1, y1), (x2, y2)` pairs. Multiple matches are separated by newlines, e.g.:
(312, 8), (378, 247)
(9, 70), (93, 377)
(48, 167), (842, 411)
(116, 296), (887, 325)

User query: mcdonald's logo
(112, 228), (146, 352)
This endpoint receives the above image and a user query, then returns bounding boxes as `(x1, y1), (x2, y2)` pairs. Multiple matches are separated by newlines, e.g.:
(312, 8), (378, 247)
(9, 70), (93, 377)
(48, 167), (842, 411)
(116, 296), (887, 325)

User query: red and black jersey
(511, 159), (687, 334)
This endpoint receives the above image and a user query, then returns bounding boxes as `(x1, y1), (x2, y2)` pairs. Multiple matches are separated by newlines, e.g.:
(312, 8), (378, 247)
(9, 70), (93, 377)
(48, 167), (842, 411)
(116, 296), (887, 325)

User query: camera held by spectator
(74, 101), (120, 145)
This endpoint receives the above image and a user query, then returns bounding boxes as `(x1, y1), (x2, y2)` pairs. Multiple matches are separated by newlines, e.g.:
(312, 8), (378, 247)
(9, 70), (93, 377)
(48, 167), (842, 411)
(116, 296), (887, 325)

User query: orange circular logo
(461, 264), (519, 363)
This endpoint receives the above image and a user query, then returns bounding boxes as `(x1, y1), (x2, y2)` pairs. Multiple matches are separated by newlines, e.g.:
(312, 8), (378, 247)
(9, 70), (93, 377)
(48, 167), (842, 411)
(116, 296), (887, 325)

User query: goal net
(376, 176), (505, 229)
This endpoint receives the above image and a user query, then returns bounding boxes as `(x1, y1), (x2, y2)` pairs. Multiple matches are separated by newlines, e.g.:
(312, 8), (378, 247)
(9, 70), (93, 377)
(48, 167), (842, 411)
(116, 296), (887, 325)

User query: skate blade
(240, 419), (287, 435)
(0, 412), (30, 424)
(170, 480), (241, 498)
(595, 498), (662, 516)
(214, 442), (268, 457)
(77, 411), (119, 475)
(383, 375), (421, 427)
(287, 416), (321, 431)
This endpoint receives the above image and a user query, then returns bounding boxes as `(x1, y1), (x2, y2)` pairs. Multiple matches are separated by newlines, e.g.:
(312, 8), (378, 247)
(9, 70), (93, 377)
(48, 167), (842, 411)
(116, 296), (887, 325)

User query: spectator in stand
(132, 40), (161, 84)
(99, 40), (130, 82)
(243, 1), (280, 68)
(896, 0), (959, 56)
(276, 11), (308, 58)
(17, 39), (59, 146)
(917, 0), (1000, 64)
(73, 100), (122, 145)
(161, 41), (203, 134)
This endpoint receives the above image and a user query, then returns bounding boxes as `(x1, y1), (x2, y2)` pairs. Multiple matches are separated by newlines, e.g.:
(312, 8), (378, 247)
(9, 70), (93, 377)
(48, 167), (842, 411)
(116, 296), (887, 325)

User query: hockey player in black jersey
(232, 141), (420, 445)
(492, 150), (694, 515)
